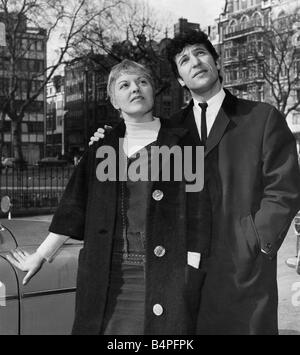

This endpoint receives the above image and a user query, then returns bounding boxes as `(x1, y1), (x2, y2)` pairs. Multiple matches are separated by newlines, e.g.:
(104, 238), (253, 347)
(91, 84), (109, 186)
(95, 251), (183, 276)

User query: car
(1, 158), (28, 170)
(1, 157), (17, 169)
(0, 219), (82, 335)
(37, 157), (68, 167)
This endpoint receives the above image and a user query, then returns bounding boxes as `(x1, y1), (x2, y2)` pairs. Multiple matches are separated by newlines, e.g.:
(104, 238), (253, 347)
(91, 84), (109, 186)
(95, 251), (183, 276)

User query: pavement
(5, 214), (300, 335)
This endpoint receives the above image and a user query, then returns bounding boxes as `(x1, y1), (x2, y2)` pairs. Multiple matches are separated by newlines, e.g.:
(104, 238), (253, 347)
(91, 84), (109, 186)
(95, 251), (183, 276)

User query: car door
(0, 223), (20, 335)
(1, 220), (82, 335)
(19, 244), (81, 335)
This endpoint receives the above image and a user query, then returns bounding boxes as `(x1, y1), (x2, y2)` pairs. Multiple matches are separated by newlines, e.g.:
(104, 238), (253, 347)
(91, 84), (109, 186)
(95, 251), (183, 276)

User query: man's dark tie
(199, 102), (208, 146)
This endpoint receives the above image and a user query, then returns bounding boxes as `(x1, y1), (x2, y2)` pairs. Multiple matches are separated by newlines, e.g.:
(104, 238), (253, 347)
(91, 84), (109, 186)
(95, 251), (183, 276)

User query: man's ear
(216, 59), (221, 71)
(177, 77), (185, 87)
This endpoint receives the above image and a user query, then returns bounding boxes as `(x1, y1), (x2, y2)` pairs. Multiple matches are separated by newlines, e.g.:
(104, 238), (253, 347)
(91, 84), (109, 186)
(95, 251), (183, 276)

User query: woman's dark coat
(49, 119), (211, 335)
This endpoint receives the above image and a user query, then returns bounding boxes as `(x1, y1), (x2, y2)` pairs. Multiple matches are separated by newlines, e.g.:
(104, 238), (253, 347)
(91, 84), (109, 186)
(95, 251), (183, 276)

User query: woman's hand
(88, 125), (112, 146)
(6, 249), (46, 285)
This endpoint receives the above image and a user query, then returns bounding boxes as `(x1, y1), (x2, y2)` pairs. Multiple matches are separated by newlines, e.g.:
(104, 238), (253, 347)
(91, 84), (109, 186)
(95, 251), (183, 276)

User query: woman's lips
(131, 96), (144, 102)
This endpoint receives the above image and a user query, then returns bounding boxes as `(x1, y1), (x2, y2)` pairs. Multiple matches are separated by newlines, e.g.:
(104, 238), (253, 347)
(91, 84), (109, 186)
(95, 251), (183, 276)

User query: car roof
(0, 220), (82, 247)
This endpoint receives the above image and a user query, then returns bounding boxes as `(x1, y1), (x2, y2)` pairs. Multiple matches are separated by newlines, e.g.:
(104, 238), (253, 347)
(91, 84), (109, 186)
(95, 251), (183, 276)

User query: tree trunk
(11, 118), (25, 164)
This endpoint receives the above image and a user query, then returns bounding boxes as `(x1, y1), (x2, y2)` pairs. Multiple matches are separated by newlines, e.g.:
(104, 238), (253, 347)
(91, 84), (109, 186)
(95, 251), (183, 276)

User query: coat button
(154, 245), (166, 257)
(153, 304), (164, 316)
(152, 190), (164, 201)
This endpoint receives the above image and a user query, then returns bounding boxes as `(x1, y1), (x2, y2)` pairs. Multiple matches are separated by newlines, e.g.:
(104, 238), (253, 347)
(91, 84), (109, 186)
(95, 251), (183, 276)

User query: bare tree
(72, 0), (175, 96)
(259, 16), (300, 118)
(0, 0), (122, 164)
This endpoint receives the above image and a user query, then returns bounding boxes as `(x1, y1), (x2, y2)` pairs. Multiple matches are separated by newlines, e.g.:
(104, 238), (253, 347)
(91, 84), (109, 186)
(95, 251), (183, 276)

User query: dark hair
(166, 29), (221, 80)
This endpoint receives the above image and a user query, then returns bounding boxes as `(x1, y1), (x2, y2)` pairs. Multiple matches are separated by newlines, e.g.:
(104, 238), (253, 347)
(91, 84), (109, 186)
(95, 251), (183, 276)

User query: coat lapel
(205, 89), (238, 157)
(205, 106), (231, 157)
(176, 90), (237, 157)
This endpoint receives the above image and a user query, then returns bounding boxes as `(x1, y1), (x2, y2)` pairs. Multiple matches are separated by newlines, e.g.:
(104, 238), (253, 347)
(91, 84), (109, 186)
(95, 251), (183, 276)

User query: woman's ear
(111, 96), (119, 110)
(177, 77), (185, 87)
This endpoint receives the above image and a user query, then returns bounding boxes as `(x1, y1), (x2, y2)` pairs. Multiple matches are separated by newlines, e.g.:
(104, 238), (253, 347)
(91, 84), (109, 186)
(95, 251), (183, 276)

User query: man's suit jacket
(171, 89), (300, 334)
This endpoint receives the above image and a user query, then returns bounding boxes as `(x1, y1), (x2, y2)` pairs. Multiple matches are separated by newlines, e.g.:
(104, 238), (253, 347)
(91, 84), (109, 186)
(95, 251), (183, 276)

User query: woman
(7, 60), (211, 335)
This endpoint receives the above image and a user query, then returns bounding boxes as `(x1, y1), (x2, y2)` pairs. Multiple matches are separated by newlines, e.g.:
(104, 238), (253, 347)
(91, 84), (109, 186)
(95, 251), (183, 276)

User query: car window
(0, 224), (18, 252)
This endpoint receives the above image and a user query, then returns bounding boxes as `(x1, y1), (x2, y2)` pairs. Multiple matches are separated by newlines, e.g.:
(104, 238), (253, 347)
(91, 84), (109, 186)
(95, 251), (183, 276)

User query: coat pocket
(240, 214), (261, 260)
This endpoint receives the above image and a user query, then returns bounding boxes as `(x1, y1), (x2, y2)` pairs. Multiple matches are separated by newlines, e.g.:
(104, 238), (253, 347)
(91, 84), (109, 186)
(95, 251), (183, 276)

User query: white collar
(124, 117), (161, 137)
(193, 88), (226, 111)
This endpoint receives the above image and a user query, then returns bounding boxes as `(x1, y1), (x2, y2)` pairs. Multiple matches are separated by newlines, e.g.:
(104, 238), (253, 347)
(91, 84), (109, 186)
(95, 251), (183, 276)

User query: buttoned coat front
(49, 118), (210, 335)
(172, 90), (300, 335)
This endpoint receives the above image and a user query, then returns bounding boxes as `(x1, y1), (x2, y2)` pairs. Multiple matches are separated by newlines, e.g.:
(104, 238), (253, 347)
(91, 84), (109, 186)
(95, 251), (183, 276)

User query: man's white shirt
(193, 88), (226, 140)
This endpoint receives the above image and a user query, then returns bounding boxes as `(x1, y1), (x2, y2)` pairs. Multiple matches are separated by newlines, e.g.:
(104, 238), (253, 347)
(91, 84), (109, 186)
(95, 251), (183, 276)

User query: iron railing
(0, 165), (74, 215)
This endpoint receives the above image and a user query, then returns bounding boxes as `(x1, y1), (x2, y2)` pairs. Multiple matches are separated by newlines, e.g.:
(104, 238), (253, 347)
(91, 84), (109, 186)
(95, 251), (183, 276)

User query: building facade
(46, 76), (65, 158)
(218, 0), (300, 142)
(0, 13), (47, 164)
(219, 0), (267, 101)
(174, 18), (201, 37)
(64, 55), (119, 158)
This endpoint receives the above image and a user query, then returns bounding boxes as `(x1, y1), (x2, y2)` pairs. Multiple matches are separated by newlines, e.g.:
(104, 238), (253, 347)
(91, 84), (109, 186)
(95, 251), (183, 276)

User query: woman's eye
(140, 79), (148, 85)
(120, 83), (128, 89)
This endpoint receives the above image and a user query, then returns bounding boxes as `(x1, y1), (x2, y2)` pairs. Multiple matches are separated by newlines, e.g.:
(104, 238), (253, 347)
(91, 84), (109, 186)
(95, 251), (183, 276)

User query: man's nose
(191, 54), (202, 67)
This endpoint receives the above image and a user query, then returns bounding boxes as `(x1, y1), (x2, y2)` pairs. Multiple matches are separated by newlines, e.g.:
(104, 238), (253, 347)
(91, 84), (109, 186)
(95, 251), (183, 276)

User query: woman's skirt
(101, 252), (145, 335)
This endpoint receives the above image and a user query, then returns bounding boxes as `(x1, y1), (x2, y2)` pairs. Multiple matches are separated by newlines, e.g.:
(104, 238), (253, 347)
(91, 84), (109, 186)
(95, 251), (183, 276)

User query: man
(90, 30), (300, 334)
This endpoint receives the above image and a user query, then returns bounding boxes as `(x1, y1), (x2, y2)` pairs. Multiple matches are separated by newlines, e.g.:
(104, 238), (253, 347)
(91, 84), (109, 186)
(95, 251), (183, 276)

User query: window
(277, 10), (287, 29)
(258, 85), (264, 101)
(292, 112), (300, 125)
(253, 12), (262, 26)
(21, 38), (28, 50)
(234, 0), (240, 12)
(241, 16), (248, 30)
(36, 40), (43, 52)
(225, 72), (231, 84)
(294, 60), (300, 75)
(231, 68), (238, 81)
(228, 19), (237, 34)
(241, 0), (247, 10)
(242, 68), (248, 79)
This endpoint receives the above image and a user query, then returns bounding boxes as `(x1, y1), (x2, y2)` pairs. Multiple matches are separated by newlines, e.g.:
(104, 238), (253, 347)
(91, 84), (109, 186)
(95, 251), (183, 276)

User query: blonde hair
(107, 59), (155, 105)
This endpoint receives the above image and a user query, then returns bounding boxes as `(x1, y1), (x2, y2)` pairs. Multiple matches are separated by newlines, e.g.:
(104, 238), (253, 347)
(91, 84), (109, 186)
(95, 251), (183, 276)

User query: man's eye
(180, 58), (188, 65)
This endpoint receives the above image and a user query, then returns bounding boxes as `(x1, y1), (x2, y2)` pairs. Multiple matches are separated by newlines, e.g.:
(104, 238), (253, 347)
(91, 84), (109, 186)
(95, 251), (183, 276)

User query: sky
(47, 0), (226, 68)
(148, 0), (226, 27)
